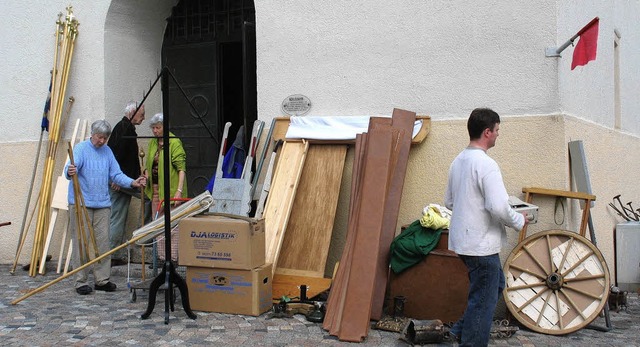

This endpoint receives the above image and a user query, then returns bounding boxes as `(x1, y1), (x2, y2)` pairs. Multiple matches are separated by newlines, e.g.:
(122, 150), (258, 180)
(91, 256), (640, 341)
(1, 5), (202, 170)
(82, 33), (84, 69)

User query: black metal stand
(139, 67), (205, 323)
(141, 260), (196, 322)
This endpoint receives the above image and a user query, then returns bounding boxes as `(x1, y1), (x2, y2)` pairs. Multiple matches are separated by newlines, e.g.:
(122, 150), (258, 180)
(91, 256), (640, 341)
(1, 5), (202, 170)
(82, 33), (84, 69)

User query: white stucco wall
(103, 0), (175, 132)
(0, 2), (111, 143)
(558, 0), (640, 134)
(255, 1), (559, 120)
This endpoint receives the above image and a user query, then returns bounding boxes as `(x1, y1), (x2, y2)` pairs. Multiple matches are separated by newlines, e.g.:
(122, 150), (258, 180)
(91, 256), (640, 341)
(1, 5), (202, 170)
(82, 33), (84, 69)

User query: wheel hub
(546, 272), (564, 290)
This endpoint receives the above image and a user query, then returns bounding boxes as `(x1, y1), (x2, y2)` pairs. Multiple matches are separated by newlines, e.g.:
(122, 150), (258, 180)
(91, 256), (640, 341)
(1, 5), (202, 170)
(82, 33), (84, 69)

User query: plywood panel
(263, 141), (308, 274)
(277, 145), (347, 277)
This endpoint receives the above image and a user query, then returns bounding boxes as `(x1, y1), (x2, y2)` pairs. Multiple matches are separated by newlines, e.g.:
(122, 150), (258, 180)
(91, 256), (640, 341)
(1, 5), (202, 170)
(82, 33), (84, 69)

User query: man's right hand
(111, 182), (121, 191)
(521, 212), (530, 226)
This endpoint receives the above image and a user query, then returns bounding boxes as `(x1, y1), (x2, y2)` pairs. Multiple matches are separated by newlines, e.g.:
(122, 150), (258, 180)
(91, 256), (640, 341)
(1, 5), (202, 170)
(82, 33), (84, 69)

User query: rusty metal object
(373, 316), (410, 333)
(491, 319), (519, 338)
(609, 286), (628, 312)
(402, 319), (445, 345)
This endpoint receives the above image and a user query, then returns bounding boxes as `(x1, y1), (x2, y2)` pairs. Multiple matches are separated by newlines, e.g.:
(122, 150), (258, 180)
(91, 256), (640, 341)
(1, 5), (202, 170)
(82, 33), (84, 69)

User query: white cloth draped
(285, 116), (423, 140)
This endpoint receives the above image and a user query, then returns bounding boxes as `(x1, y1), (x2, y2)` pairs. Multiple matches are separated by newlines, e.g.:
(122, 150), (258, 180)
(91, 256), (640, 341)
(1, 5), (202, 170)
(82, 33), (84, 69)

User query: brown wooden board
(324, 134), (367, 334)
(338, 128), (397, 342)
(369, 109), (416, 320)
(263, 141), (309, 274)
(276, 145), (347, 277)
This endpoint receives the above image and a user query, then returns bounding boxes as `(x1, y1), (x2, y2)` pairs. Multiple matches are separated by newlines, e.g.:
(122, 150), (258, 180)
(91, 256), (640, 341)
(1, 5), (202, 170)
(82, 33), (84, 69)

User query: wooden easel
(518, 187), (596, 243)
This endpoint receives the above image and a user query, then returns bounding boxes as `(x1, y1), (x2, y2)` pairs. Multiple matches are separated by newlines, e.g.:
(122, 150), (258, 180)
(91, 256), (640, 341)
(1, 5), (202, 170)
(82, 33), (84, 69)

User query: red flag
(571, 17), (599, 70)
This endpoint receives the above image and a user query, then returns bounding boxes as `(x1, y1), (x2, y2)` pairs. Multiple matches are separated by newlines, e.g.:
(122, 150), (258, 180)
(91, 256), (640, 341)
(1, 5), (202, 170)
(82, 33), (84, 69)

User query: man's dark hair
(467, 108), (500, 140)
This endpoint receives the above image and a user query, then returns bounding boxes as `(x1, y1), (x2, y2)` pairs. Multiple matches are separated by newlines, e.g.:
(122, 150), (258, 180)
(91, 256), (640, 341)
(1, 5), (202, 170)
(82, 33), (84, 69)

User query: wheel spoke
(564, 273), (605, 283)
(559, 288), (588, 320)
(560, 250), (595, 277)
(515, 287), (549, 313)
(535, 289), (554, 326)
(546, 234), (555, 272)
(563, 284), (603, 301)
(508, 263), (546, 281)
(557, 236), (575, 274)
(506, 282), (546, 291)
(555, 291), (563, 330)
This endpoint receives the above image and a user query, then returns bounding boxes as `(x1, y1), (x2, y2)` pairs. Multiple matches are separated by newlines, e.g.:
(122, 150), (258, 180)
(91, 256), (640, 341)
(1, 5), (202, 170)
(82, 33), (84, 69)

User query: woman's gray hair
(91, 119), (112, 136)
(124, 101), (138, 118)
(149, 113), (163, 127)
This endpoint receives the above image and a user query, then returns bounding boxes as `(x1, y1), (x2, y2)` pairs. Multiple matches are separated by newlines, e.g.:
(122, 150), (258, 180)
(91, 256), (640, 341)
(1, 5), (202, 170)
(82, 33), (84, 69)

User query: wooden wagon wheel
(503, 229), (610, 335)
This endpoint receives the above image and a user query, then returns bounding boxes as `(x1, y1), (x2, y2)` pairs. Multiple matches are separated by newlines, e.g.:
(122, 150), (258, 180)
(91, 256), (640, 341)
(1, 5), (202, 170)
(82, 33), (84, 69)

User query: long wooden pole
(12, 226), (157, 305)
(38, 97), (75, 274)
(11, 192), (213, 305)
(29, 8), (78, 276)
(67, 142), (101, 263)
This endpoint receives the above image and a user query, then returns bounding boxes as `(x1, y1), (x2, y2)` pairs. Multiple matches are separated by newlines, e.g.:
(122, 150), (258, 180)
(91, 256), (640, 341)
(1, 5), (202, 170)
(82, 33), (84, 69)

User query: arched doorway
(161, 0), (256, 196)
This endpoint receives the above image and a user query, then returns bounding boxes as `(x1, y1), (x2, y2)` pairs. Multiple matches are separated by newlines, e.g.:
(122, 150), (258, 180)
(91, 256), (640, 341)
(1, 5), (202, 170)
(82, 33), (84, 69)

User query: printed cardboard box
(187, 263), (273, 316)
(178, 214), (265, 270)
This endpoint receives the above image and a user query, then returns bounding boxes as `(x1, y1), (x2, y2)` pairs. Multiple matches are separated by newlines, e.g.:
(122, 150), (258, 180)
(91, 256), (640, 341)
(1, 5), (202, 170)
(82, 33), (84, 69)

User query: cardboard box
(187, 263), (273, 316)
(178, 214), (265, 270)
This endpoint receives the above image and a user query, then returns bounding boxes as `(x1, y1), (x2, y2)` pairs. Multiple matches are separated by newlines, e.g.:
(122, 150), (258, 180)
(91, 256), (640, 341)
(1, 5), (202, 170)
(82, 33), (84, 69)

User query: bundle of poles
(12, 7), (79, 276)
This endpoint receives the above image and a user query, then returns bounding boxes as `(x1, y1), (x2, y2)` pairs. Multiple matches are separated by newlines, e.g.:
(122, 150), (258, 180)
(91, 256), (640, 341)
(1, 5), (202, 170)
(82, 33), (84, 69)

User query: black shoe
(94, 282), (117, 292)
(111, 258), (127, 266)
(76, 285), (93, 295)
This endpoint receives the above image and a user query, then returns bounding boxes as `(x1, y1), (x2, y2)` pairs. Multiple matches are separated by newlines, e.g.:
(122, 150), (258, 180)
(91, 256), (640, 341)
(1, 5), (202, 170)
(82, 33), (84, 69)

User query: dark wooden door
(163, 43), (219, 196)
(161, 0), (255, 197)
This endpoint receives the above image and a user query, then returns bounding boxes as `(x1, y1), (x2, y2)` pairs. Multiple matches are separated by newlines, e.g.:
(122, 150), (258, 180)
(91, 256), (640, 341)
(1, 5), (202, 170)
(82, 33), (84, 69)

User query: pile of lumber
(322, 109), (416, 342)
(261, 109), (427, 341)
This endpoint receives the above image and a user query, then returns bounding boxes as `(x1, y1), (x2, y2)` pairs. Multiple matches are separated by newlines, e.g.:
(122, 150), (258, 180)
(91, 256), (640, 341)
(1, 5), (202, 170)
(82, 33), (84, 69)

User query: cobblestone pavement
(1, 263), (638, 346)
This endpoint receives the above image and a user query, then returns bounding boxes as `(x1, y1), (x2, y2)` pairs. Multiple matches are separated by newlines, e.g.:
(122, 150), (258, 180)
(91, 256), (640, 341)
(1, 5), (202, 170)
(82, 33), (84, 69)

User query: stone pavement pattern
(1, 264), (639, 346)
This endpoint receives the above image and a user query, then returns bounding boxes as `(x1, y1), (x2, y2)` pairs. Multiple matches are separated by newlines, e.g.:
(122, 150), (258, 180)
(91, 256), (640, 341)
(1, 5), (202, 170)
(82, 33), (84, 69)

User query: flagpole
(546, 17), (599, 57)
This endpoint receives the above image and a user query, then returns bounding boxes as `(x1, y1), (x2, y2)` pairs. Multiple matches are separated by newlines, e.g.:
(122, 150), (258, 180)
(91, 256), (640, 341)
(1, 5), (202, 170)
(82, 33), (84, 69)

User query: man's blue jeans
(109, 187), (151, 260)
(450, 253), (504, 347)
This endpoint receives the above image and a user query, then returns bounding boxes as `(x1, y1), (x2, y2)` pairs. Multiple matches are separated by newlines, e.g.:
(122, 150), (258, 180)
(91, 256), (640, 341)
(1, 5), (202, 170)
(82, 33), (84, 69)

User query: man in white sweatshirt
(444, 108), (527, 346)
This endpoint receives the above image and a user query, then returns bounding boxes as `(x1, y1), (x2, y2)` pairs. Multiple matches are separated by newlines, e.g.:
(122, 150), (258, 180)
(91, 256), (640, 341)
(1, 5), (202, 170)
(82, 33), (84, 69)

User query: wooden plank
(369, 109), (416, 320)
(518, 187), (596, 241)
(263, 141), (309, 275)
(275, 268), (326, 277)
(338, 128), (396, 342)
(522, 187), (596, 201)
(324, 134), (367, 334)
(272, 273), (332, 301)
(276, 145), (347, 277)
(272, 115), (431, 145)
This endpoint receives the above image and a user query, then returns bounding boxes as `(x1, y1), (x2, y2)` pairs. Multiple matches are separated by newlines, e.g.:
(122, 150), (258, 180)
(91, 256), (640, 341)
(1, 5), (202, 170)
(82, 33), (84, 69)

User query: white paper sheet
(285, 116), (423, 140)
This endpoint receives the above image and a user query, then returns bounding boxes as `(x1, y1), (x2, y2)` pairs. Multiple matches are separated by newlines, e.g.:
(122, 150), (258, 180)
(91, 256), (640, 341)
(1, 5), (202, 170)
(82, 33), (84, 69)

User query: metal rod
(546, 17), (599, 57)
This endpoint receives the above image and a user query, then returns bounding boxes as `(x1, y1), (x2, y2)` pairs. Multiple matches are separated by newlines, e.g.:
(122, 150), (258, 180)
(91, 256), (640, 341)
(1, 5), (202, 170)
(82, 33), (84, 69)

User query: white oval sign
(281, 94), (312, 116)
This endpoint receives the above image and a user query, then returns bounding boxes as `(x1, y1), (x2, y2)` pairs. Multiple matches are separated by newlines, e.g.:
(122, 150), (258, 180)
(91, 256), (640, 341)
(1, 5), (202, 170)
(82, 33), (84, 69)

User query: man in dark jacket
(107, 101), (150, 265)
